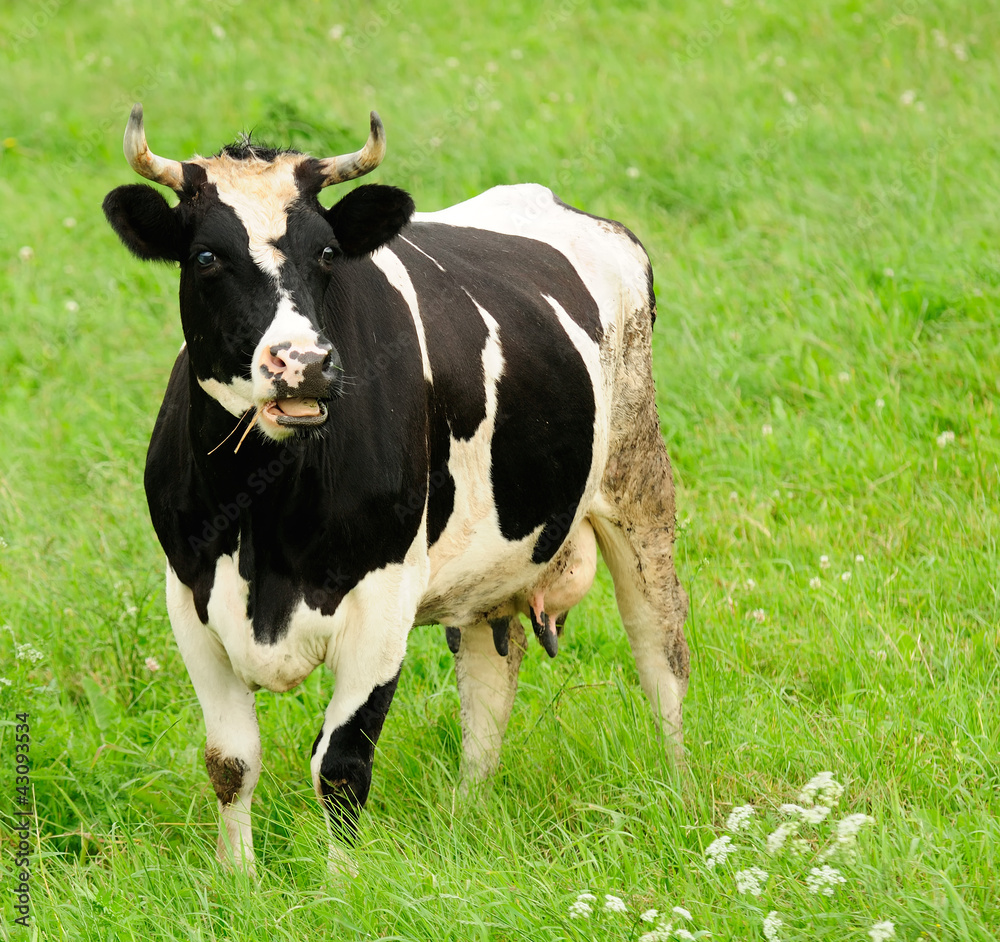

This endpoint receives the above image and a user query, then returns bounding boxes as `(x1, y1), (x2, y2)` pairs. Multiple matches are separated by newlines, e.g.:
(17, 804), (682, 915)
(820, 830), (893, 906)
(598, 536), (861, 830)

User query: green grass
(1, 0), (999, 938)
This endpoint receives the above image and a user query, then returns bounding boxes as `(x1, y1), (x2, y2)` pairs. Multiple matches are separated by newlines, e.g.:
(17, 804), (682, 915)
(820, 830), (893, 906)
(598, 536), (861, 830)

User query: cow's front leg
(311, 671), (400, 849)
(166, 568), (261, 872)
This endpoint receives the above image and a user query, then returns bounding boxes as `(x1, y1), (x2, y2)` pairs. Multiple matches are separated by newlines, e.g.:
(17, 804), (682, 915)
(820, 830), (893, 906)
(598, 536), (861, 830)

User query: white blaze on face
(190, 152), (307, 277)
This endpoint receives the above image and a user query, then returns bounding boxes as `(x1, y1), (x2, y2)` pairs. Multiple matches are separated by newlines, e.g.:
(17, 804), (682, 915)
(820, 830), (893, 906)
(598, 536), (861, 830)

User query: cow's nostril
(263, 347), (287, 375)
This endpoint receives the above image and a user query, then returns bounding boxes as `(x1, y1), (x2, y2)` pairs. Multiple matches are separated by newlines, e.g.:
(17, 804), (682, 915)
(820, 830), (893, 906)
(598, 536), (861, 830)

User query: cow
(102, 104), (690, 873)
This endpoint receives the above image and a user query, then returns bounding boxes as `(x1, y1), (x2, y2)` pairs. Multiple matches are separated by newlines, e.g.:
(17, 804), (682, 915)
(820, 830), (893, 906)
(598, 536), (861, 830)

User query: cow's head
(103, 104), (414, 440)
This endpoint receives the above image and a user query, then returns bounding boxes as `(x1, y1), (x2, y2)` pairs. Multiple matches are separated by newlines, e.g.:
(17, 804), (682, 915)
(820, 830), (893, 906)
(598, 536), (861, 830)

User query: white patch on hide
(369, 246), (434, 383)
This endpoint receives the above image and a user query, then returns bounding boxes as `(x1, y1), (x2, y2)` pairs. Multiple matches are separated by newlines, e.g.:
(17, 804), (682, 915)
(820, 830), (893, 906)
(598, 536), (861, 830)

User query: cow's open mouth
(263, 398), (329, 428)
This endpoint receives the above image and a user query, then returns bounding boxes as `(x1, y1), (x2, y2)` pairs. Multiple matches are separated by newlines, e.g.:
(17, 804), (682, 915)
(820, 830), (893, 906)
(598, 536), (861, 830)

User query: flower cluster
(568, 892), (596, 918)
(637, 903), (708, 942)
(805, 864), (847, 896)
(567, 893), (708, 941)
(704, 835), (738, 869)
(697, 772), (891, 938)
(734, 867), (769, 896)
(725, 804), (755, 832)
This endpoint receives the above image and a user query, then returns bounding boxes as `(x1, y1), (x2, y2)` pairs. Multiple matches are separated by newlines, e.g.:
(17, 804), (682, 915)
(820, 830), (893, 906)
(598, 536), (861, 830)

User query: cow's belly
(417, 508), (597, 627)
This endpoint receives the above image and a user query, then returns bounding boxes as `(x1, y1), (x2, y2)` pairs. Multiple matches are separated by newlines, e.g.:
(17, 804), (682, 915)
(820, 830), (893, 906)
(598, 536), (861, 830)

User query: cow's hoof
(327, 842), (359, 879)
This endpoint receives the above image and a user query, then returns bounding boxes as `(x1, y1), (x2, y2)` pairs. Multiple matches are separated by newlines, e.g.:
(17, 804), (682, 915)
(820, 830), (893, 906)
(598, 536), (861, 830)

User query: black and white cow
(103, 105), (690, 871)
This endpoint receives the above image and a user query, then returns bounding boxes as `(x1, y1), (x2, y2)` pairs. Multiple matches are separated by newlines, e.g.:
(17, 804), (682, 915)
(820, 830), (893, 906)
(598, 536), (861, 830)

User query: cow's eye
(320, 246), (338, 265)
(195, 250), (216, 268)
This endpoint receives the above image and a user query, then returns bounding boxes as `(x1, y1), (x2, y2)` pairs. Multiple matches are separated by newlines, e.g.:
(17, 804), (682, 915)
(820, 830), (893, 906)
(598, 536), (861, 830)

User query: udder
(521, 517), (597, 657)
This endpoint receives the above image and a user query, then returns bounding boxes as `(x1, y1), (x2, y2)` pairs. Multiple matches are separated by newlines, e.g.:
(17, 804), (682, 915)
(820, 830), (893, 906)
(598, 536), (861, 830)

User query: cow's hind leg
(454, 617), (527, 784)
(166, 569), (261, 871)
(592, 403), (690, 763)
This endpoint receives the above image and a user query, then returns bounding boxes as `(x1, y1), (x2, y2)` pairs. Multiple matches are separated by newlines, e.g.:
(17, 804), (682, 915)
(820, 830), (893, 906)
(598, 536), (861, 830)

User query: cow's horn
(123, 103), (186, 192)
(317, 111), (386, 186)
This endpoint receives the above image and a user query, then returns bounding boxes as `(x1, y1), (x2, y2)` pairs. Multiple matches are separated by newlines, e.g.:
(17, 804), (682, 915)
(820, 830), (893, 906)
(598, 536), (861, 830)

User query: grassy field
(1, 0), (998, 939)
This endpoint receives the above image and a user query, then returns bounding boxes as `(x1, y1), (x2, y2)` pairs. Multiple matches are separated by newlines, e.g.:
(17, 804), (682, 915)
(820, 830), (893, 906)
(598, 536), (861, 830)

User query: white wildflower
(0, 677), (11, 687)
(809, 577), (821, 589)
(836, 813), (875, 840)
(575, 893), (596, 901)
(145, 656), (161, 672)
(674, 931), (695, 941)
(899, 89), (916, 106)
(65, 299), (79, 312)
(671, 906), (692, 921)
(626, 166), (641, 179)
(782, 89), (797, 104)
(210, 23), (226, 39)
(569, 900), (593, 919)
(745, 578), (756, 591)
(766, 821), (797, 854)
(15, 643), (43, 663)
(798, 771), (844, 807)
(705, 834), (738, 868)
(838, 370), (851, 382)
(952, 42), (968, 61)
(63, 216), (77, 228)
(641, 909), (659, 923)
(806, 865), (847, 896)
(937, 430), (955, 448)
(802, 804), (832, 823)
(841, 571), (851, 583)
(328, 24), (345, 41)
(734, 867), (769, 896)
(790, 838), (811, 857)
(819, 555), (830, 569)
(869, 921), (896, 942)
(883, 267), (894, 278)
(726, 805), (755, 832)
(18, 246), (34, 261)
(876, 398), (885, 410)
(749, 609), (766, 624)
(855, 554), (865, 564)
(762, 424), (773, 436)
(763, 911), (782, 941)
(604, 894), (627, 913)
(932, 29), (947, 48)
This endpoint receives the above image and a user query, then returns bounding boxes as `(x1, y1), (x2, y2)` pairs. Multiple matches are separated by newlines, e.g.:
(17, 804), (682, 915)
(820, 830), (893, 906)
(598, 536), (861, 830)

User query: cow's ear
(103, 184), (186, 262)
(325, 184), (414, 258)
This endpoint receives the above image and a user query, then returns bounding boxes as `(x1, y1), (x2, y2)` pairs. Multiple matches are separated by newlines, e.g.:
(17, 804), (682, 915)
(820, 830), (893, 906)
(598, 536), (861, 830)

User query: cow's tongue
(274, 398), (321, 417)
